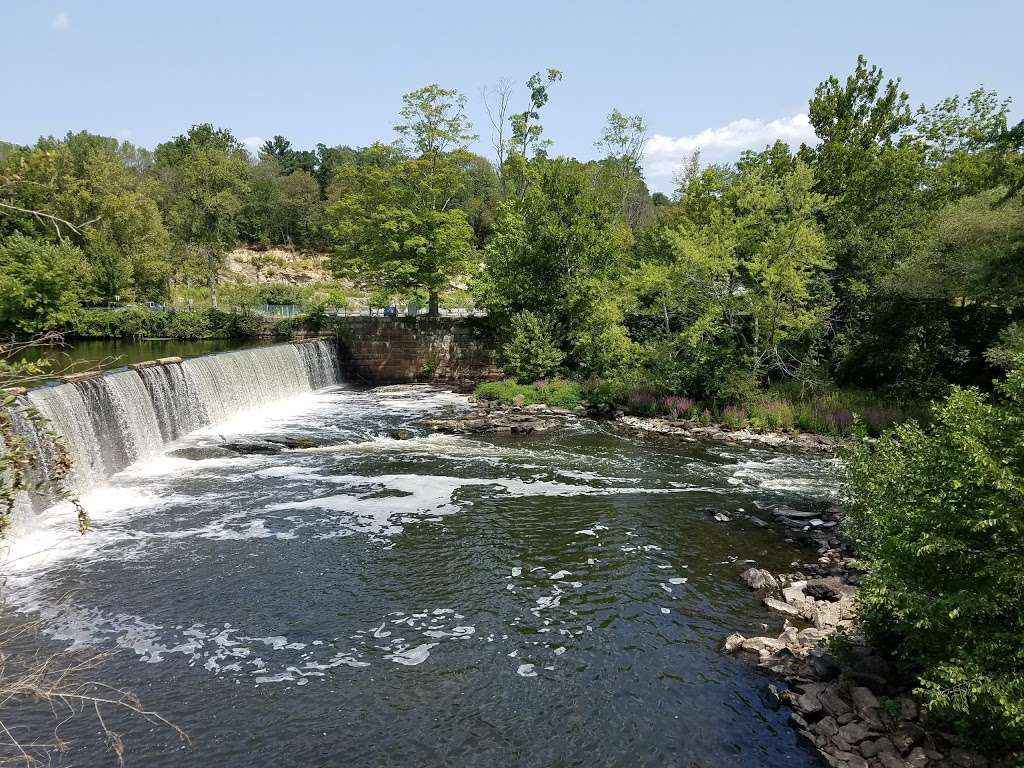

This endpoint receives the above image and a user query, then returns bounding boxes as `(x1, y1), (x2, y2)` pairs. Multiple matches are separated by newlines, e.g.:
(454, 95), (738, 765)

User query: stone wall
(333, 316), (501, 388)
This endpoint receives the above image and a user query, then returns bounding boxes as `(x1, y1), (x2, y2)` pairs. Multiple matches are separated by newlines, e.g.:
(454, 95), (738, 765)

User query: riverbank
(423, 397), (838, 454)
(723, 507), (999, 768)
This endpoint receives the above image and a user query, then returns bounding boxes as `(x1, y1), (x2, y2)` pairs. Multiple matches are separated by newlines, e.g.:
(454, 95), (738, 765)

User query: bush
(846, 368), (1024, 750)
(719, 404), (747, 429)
(71, 306), (168, 339)
(474, 378), (584, 410)
(748, 398), (796, 431)
(272, 317), (298, 338)
(165, 309), (212, 339)
(500, 311), (564, 383)
(661, 395), (696, 420)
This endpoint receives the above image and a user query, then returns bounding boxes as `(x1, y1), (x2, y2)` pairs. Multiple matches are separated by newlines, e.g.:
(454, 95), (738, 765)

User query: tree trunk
(428, 290), (439, 317)
(207, 250), (219, 309)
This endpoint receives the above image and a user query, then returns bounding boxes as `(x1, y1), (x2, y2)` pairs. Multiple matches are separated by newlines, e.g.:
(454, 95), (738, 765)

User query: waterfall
(8, 340), (340, 511)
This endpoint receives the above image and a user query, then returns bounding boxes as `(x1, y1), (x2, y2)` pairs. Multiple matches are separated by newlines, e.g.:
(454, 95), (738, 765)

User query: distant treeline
(2, 57), (1023, 401)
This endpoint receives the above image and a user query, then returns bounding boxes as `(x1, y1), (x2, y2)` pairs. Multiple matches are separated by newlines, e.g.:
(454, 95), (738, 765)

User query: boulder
(825, 752), (868, 768)
(819, 684), (853, 718)
(850, 686), (881, 713)
(764, 597), (802, 617)
(813, 716), (840, 740)
(861, 737), (897, 759)
(807, 648), (841, 681)
(837, 722), (873, 745)
(948, 749), (988, 768)
(266, 435), (321, 449)
(389, 429), (416, 440)
(878, 752), (910, 768)
(891, 723), (927, 754)
(723, 634), (745, 653)
(741, 567), (779, 591)
(906, 747), (930, 768)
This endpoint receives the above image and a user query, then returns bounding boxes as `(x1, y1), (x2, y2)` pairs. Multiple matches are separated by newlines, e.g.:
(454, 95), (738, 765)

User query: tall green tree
(594, 108), (651, 227)
(155, 124), (251, 306)
(326, 87), (479, 315)
(0, 132), (171, 302)
(476, 157), (634, 375)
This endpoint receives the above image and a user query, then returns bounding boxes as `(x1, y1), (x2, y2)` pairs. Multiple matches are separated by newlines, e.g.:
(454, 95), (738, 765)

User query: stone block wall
(333, 316), (501, 387)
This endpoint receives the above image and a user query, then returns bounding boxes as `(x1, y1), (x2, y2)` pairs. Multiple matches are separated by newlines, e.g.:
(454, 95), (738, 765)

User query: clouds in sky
(241, 137), (264, 156)
(642, 113), (818, 194)
(51, 11), (71, 32)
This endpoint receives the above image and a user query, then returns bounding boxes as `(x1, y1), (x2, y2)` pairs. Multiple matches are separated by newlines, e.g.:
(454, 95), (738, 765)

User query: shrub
(624, 387), (660, 417)
(0, 234), (89, 333)
(71, 306), (167, 339)
(500, 311), (564, 383)
(748, 398), (796, 431)
(475, 380), (539, 406)
(474, 378), (584, 410)
(165, 309), (212, 339)
(719, 404), (747, 429)
(846, 368), (1024, 750)
(661, 395), (696, 420)
(272, 317), (298, 338)
(580, 378), (630, 410)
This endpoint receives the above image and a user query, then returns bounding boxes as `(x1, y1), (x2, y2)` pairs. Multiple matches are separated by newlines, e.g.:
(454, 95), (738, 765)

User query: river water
(1, 381), (835, 767)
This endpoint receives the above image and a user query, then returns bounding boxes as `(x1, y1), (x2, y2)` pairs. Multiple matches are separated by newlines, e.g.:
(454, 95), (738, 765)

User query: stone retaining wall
(333, 316), (500, 387)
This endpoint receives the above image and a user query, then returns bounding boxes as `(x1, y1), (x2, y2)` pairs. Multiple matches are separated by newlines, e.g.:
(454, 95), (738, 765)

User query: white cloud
(642, 113), (818, 193)
(51, 11), (71, 31)
(241, 136), (264, 157)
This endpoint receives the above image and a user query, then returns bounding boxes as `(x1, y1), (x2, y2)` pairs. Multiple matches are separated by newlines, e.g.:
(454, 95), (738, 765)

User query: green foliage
(165, 310), (213, 339)
(71, 306), (167, 339)
(271, 317), (298, 338)
(500, 311), (564, 382)
(474, 378), (584, 410)
(476, 157), (634, 376)
(0, 234), (89, 332)
(847, 368), (1024, 749)
(155, 124), (251, 305)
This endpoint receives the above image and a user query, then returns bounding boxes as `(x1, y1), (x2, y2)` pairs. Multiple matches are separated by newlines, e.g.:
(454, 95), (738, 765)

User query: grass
(474, 379), (585, 410)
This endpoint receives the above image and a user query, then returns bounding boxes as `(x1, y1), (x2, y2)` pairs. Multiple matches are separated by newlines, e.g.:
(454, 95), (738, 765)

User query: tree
(482, 77), (514, 192)
(261, 135), (316, 176)
(476, 157), (634, 375)
(327, 86), (479, 316)
(504, 69), (563, 199)
(155, 124), (251, 307)
(595, 108), (650, 227)
(732, 144), (831, 379)
(0, 132), (171, 302)
(804, 56), (933, 391)
(500, 310), (565, 382)
(325, 144), (477, 315)
(0, 234), (89, 332)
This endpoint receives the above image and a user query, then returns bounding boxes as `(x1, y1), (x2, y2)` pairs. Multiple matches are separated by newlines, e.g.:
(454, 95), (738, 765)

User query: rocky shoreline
(419, 398), (582, 435)
(616, 414), (837, 454)
(723, 504), (996, 768)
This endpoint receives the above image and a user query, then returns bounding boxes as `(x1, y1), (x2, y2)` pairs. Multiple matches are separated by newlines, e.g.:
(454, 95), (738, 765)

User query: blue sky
(2, 0), (1020, 192)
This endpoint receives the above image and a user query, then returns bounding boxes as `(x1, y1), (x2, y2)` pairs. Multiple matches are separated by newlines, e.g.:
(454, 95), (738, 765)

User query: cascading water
(9, 340), (340, 510)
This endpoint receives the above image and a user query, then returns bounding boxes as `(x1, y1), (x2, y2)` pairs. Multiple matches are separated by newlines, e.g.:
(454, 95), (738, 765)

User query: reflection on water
(0, 384), (835, 767)
(14, 338), (274, 382)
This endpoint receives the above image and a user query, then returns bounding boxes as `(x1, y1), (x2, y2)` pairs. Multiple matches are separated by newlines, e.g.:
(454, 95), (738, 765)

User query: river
(0, 344), (835, 767)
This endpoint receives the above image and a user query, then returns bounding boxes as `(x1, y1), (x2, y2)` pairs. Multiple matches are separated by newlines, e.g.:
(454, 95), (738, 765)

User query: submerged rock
(167, 446), (240, 460)
(219, 440), (284, 455)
